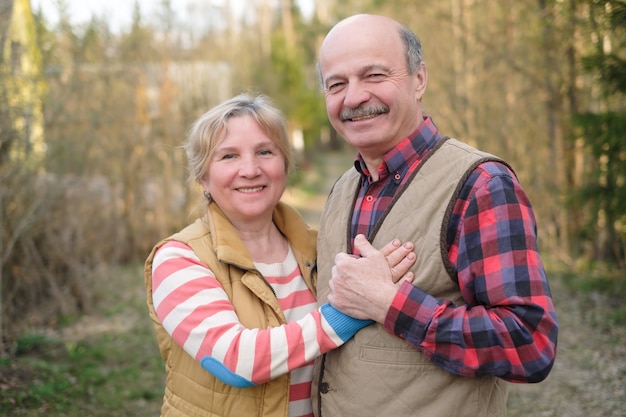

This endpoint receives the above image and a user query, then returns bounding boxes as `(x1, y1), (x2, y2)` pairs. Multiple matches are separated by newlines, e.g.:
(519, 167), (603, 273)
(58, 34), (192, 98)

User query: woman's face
(202, 115), (287, 226)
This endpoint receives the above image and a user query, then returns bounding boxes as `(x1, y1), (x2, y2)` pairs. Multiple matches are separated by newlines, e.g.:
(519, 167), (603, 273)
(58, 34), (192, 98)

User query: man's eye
(327, 82), (344, 92)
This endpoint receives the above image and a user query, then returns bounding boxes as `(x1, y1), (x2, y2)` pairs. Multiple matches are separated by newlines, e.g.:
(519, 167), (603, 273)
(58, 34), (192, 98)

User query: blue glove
(200, 356), (257, 388)
(320, 303), (374, 342)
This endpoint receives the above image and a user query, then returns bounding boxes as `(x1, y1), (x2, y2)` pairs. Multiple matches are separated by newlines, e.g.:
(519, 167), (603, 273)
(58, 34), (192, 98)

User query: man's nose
(343, 81), (370, 108)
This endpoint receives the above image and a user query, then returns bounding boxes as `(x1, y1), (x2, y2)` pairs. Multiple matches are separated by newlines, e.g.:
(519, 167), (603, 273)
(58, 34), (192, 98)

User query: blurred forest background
(1, 0), (625, 362)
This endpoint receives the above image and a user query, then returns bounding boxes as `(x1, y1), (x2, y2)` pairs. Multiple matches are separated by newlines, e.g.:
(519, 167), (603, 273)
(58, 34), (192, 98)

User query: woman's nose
(238, 156), (261, 177)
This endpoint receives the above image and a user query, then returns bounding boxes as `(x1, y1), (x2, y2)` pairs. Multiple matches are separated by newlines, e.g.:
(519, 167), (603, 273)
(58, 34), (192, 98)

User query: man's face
(319, 16), (427, 160)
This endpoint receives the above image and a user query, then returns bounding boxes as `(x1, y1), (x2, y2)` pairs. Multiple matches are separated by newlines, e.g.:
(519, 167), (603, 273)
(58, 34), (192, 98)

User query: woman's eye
(259, 149), (274, 156)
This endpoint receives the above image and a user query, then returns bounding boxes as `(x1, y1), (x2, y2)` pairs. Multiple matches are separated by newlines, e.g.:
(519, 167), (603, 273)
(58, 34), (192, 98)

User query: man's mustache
(340, 105), (390, 121)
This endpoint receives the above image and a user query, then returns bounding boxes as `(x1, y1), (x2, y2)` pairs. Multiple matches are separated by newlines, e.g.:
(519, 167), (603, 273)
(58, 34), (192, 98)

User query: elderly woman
(144, 94), (414, 417)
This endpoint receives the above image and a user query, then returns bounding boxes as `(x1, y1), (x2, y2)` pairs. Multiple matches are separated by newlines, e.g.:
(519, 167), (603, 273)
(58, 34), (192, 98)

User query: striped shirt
(152, 241), (344, 417)
(352, 116), (558, 382)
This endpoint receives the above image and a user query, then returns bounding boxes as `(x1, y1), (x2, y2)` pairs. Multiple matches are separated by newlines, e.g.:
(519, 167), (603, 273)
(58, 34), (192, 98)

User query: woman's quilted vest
(145, 202), (317, 417)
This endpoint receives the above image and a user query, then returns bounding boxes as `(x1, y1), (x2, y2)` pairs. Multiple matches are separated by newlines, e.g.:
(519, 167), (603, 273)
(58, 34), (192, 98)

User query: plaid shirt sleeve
(384, 161), (558, 383)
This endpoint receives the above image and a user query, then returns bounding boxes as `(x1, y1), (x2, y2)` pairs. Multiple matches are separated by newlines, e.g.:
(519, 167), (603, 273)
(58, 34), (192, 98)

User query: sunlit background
(1, 1), (625, 415)
(32, 0), (316, 32)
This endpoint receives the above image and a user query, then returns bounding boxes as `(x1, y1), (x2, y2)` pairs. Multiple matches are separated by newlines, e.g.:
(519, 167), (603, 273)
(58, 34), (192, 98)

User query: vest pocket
(359, 345), (432, 365)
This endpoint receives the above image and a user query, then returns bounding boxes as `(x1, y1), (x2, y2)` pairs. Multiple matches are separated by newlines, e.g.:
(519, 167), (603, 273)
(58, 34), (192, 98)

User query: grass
(551, 261), (626, 327)
(4, 262), (624, 417)
(0, 263), (164, 417)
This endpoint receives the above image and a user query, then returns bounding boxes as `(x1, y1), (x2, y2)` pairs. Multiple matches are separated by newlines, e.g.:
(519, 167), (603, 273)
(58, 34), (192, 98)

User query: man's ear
(415, 62), (428, 101)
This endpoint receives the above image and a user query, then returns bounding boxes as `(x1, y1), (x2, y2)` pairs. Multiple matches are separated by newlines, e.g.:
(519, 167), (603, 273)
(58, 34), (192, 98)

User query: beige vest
(145, 202), (317, 417)
(312, 138), (509, 417)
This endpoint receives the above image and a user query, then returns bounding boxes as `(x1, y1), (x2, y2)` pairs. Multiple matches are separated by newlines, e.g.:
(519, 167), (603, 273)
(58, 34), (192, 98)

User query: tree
(1, 0), (48, 355)
(570, 0), (626, 267)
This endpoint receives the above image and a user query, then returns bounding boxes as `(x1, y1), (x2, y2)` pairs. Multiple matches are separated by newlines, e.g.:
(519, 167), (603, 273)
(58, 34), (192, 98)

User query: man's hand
(328, 235), (415, 323)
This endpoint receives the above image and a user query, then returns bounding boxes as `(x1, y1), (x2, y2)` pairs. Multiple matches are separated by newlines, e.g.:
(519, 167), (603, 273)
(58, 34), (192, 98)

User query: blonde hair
(183, 93), (294, 186)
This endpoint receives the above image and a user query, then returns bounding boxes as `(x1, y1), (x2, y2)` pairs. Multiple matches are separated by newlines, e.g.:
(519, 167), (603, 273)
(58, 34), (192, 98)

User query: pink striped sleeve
(151, 241), (346, 385)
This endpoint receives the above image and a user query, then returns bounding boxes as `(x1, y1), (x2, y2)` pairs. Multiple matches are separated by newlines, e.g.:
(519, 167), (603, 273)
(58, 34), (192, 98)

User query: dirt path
(286, 151), (626, 417)
(507, 275), (625, 416)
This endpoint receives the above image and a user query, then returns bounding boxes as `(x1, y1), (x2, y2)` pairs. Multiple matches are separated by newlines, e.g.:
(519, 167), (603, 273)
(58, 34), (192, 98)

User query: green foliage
(251, 10), (327, 141)
(584, 0), (626, 96)
(13, 334), (56, 356)
(568, 0), (626, 266)
(1, 334), (163, 415)
(571, 111), (626, 218)
(0, 265), (163, 417)
(560, 267), (626, 326)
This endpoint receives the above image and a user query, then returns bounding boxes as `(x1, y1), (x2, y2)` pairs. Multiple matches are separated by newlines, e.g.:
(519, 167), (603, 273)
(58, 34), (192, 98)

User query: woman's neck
(237, 221), (288, 264)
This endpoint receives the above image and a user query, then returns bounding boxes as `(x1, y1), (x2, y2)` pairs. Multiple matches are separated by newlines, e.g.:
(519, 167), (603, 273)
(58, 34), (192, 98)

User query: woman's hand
(378, 236), (416, 283)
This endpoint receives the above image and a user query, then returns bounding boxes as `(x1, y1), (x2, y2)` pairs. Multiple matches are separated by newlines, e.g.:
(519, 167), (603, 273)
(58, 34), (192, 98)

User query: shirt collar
(354, 116), (441, 177)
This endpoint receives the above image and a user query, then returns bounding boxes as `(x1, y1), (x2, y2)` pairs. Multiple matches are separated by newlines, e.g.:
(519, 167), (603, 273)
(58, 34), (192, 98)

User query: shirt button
(320, 382), (330, 394)
(365, 195), (374, 202)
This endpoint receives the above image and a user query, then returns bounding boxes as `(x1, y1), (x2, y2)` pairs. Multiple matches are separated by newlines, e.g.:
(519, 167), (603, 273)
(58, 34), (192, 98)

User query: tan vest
(145, 202), (317, 417)
(312, 138), (509, 417)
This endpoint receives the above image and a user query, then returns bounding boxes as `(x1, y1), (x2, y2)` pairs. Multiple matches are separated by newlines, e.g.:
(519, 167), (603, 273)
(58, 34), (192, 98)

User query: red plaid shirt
(351, 116), (558, 383)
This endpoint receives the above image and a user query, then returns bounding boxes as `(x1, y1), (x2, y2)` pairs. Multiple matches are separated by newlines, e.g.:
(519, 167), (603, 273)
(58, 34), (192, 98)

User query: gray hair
(399, 24), (424, 73)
